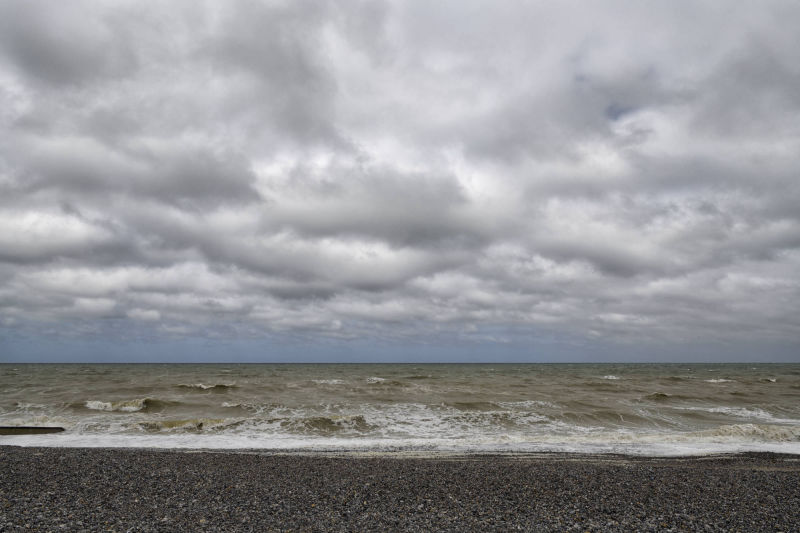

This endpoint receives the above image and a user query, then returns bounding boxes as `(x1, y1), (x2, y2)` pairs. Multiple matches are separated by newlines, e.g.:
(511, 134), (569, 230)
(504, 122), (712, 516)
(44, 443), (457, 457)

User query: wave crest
(83, 398), (169, 413)
(689, 424), (800, 442)
(286, 415), (374, 435)
(138, 418), (241, 432)
(177, 383), (236, 391)
(645, 392), (672, 402)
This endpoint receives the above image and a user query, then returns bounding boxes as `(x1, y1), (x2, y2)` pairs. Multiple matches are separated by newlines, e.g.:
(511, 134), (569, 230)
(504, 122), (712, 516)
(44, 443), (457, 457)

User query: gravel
(1, 447), (798, 532)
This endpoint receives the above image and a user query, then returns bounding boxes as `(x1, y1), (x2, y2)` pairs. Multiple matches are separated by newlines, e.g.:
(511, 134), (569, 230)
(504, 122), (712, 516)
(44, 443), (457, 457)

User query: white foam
(179, 383), (235, 390)
(496, 400), (559, 410)
(4, 424), (800, 457)
(85, 399), (146, 412)
(601, 375), (620, 380)
(689, 423), (800, 442)
(704, 379), (734, 383)
(311, 379), (345, 385)
(0, 414), (72, 428)
(674, 405), (798, 424)
(366, 377), (386, 383)
(13, 402), (49, 410)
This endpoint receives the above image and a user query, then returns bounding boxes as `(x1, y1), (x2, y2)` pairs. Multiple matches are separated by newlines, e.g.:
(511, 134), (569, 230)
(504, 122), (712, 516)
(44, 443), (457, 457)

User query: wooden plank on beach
(0, 426), (65, 435)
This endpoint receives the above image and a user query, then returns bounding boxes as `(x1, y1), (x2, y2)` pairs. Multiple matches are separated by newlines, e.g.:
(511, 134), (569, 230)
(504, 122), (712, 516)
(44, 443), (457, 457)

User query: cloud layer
(1, 1), (799, 360)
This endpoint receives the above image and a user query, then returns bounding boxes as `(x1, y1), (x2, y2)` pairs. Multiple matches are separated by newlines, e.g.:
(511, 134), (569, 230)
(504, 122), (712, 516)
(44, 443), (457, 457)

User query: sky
(1, 1), (799, 362)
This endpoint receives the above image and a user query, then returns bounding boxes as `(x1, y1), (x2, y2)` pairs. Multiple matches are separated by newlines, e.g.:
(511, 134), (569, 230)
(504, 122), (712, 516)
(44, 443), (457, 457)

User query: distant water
(1, 363), (799, 455)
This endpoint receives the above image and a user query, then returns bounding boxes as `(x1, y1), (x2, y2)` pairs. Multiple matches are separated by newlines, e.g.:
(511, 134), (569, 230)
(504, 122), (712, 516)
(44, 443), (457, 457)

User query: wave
(364, 377), (406, 387)
(82, 398), (172, 413)
(496, 400), (559, 410)
(13, 402), (49, 411)
(686, 424), (800, 443)
(704, 379), (734, 383)
(644, 392), (672, 402)
(445, 401), (500, 411)
(601, 375), (620, 380)
(311, 379), (345, 385)
(673, 405), (794, 423)
(137, 418), (243, 432)
(285, 415), (374, 435)
(219, 401), (294, 416)
(0, 414), (70, 429)
(8, 404), (800, 453)
(176, 383), (236, 391)
(760, 378), (777, 383)
(639, 392), (702, 403)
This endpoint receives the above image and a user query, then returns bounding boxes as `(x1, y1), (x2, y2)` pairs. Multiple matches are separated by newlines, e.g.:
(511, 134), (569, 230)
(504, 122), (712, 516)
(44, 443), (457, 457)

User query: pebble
(1, 447), (798, 531)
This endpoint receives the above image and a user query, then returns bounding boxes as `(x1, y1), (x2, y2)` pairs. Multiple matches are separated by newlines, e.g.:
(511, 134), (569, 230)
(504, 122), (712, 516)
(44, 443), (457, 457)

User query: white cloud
(127, 308), (161, 321)
(1, 1), (799, 360)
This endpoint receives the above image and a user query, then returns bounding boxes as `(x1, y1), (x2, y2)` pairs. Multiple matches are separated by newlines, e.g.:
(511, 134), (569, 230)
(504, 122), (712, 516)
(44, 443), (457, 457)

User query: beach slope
(1, 447), (798, 531)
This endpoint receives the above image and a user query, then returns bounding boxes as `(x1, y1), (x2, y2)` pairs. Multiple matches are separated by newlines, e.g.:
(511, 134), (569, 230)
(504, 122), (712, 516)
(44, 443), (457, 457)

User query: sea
(1, 363), (799, 456)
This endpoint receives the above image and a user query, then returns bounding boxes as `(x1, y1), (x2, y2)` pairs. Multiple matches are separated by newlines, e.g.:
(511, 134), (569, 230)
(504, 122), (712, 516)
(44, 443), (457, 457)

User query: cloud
(1, 1), (799, 360)
(0, 1), (139, 86)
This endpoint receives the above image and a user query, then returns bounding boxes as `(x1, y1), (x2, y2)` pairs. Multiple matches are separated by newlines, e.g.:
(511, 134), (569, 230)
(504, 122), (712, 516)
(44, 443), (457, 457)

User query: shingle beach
(2, 446), (798, 532)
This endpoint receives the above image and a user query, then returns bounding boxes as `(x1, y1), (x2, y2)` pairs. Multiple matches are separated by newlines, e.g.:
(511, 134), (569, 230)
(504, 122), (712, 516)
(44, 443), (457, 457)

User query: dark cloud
(691, 37), (800, 137)
(205, 1), (344, 147)
(1, 1), (799, 360)
(257, 164), (484, 247)
(0, 1), (139, 86)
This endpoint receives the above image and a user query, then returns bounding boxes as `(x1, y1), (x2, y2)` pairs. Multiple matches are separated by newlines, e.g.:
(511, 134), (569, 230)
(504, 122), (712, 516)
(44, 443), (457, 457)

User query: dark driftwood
(0, 426), (65, 435)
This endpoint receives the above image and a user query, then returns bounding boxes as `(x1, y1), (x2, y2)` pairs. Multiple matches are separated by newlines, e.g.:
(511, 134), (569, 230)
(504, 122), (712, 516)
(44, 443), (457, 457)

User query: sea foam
(83, 398), (170, 413)
(85, 399), (147, 412)
(177, 383), (236, 390)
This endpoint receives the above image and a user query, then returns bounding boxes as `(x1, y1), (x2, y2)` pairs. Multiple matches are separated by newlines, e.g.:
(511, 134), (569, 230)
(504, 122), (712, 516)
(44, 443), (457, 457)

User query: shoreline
(25, 445), (800, 461)
(3, 434), (800, 458)
(3, 446), (798, 531)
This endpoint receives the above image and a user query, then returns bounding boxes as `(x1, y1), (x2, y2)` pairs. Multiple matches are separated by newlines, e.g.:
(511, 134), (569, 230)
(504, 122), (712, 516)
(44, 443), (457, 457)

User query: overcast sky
(1, 1), (799, 362)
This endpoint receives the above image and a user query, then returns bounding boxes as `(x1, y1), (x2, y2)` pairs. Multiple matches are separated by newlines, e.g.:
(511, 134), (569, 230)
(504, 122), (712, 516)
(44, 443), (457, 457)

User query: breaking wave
(177, 383), (236, 391)
(672, 405), (799, 424)
(137, 418), (241, 432)
(685, 424), (800, 442)
(644, 392), (672, 402)
(446, 401), (500, 411)
(284, 415), (374, 435)
(82, 398), (171, 413)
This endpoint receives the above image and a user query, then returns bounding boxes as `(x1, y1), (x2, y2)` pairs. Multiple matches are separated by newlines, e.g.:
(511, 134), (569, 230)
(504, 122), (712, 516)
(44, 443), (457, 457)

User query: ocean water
(1, 363), (799, 456)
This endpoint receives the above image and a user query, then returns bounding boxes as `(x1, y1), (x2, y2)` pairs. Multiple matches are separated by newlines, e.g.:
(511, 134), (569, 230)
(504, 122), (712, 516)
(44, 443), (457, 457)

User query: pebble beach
(2, 446), (799, 532)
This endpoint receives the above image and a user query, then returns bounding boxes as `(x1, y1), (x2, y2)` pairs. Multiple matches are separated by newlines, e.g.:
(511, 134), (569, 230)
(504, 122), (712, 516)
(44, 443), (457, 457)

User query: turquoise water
(1, 363), (799, 455)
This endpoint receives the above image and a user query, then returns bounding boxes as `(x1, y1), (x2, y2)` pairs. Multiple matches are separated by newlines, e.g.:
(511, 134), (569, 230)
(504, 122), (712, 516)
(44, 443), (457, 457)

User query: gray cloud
(1, 1), (799, 361)
(0, 1), (139, 86)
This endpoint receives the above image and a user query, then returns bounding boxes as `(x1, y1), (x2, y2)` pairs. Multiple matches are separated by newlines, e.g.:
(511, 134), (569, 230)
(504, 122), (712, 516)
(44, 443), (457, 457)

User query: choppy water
(1, 363), (799, 455)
